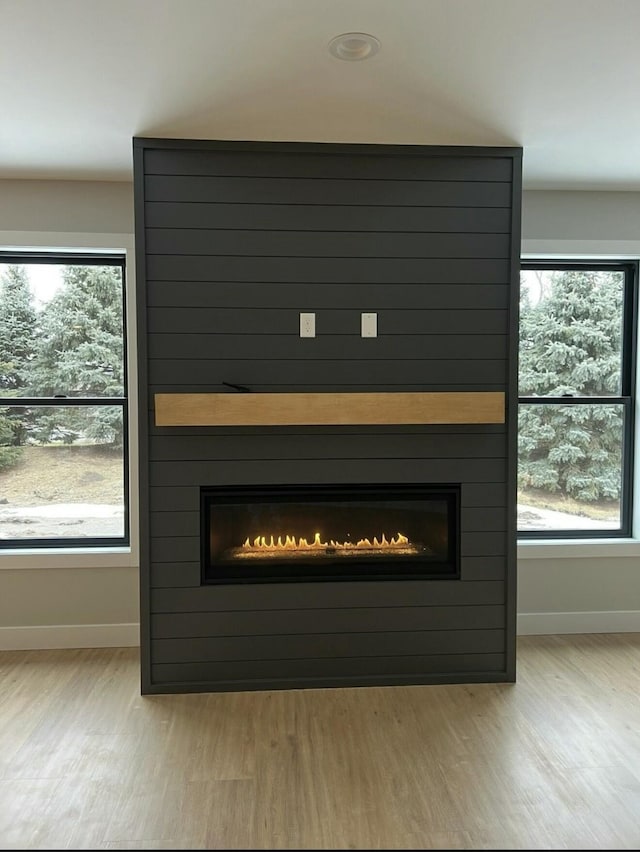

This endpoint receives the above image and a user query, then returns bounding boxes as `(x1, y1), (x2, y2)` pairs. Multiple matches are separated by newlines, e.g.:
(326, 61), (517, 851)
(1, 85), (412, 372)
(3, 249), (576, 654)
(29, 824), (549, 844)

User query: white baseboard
(518, 610), (640, 635)
(0, 623), (140, 650)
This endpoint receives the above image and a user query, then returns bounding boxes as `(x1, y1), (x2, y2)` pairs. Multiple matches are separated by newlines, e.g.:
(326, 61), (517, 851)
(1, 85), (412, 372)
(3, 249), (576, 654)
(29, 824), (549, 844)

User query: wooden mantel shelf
(154, 392), (505, 427)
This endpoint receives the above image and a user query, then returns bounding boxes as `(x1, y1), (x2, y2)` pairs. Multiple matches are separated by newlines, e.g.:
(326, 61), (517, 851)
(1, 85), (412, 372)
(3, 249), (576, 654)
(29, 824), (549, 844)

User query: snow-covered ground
(517, 503), (618, 531)
(0, 503), (124, 539)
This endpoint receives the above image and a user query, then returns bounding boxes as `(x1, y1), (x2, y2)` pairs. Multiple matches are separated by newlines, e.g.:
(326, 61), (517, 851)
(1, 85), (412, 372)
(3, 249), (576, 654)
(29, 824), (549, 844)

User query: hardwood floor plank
(1, 635), (640, 848)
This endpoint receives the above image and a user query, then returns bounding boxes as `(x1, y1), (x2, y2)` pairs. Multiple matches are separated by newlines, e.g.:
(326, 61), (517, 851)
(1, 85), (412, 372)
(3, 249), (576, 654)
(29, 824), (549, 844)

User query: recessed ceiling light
(328, 32), (381, 61)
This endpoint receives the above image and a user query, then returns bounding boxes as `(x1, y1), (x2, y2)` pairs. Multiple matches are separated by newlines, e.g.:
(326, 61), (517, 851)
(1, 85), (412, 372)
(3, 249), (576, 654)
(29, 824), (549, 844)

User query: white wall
(0, 180), (139, 649)
(1, 181), (639, 647)
(519, 189), (640, 635)
(522, 190), (640, 242)
(0, 179), (134, 235)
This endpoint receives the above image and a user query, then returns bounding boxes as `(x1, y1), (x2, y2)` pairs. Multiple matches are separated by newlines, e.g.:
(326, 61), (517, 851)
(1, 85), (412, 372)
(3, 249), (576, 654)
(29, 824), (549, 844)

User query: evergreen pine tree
(0, 414), (21, 471)
(29, 265), (124, 446)
(0, 265), (37, 466)
(518, 269), (624, 502)
(0, 265), (37, 392)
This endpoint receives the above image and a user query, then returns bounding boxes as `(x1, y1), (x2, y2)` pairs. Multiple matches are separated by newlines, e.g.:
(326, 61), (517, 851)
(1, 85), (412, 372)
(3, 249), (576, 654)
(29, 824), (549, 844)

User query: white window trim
(519, 238), (640, 559)
(0, 231), (138, 569)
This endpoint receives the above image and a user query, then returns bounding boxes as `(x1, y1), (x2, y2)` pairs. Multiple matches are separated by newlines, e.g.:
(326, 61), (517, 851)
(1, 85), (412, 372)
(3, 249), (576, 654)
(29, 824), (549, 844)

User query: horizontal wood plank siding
(147, 481), (508, 511)
(149, 359), (506, 386)
(135, 139), (519, 692)
(145, 229), (511, 258)
(150, 581), (505, 612)
(151, 605), (505, 638)
(146, 282), (510, 310)
(149, 554), (507, 588)
(145, 203), (512, 233)
(148, 434), (507, 462)
(151, 629), (505, 665)
(150, 653), (507, 688)
(147, 334), (509, 361)
(147, 307), (508, 335)
(145, 175), (513, 206)
(147, 459), (507, 488)
(143, 149), (513, 181)
(145, 256), (511, 283)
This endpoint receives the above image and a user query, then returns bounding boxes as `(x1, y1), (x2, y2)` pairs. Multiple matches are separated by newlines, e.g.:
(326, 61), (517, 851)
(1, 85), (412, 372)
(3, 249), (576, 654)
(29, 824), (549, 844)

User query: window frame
(0, 250), (130, 550)
(518, 258), (638, 540)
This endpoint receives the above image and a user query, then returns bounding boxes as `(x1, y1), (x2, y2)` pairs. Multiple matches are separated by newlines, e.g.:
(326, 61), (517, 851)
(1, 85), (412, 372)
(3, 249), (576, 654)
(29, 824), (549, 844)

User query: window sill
(0, 547), (137, 570)
(518, 539), (640, 559)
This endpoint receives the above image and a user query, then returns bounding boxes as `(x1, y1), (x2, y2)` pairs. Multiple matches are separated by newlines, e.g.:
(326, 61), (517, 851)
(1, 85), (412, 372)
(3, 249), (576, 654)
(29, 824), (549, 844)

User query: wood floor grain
(1, 634), (640, 849)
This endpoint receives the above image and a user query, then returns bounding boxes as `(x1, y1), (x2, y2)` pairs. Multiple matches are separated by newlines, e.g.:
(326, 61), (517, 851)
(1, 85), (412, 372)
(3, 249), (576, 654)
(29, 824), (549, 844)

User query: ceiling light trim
(328, 32), (381, 61)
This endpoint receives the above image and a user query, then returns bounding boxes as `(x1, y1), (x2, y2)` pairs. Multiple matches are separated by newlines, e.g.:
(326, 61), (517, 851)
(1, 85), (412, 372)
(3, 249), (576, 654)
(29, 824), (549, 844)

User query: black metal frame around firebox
(200, 483), (460, 585)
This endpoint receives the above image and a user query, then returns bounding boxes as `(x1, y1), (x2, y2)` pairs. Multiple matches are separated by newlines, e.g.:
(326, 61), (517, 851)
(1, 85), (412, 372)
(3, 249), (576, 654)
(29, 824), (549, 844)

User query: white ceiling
(2, 0), (640, 189)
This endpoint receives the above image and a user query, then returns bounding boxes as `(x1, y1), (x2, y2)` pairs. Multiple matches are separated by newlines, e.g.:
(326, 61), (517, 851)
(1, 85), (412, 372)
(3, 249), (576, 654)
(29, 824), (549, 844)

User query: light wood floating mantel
(154, 392), (505, 427)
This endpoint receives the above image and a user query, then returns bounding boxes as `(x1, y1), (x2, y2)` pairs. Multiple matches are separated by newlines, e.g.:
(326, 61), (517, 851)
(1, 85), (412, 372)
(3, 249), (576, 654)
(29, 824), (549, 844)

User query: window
(0, 253), (129, 547)
(518, 260), (637, 538)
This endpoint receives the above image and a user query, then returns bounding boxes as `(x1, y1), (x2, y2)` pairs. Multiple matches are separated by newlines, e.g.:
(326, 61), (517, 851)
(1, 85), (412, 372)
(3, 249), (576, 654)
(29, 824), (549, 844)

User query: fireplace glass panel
(202, 485), (459, 584)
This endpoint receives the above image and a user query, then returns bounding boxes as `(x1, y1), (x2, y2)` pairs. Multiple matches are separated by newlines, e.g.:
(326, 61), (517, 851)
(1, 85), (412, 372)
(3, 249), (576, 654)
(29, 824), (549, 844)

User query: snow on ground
(0, 504), (121, 519)
(517, 503), (618, 531)
(0, 503), (124, 538)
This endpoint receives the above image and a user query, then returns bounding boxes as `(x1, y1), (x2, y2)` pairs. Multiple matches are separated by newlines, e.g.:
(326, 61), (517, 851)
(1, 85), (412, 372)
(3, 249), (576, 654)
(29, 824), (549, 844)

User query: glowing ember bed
(201, 484), (459, 584)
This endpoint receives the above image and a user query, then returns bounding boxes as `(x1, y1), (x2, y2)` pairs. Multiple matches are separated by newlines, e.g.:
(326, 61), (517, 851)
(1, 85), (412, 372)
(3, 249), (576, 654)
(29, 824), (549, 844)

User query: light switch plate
(300, 312), (316, 338)
(361, 312), (377, 337)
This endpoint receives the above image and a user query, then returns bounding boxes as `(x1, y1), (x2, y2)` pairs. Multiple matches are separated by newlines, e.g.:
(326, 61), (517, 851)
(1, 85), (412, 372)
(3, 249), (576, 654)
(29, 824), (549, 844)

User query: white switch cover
(300, 312), (316, 338)
(361, 312), (377, 337)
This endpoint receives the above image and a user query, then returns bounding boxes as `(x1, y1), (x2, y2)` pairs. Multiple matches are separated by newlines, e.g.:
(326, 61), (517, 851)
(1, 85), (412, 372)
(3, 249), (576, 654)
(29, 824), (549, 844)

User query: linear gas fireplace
(201, 484), (460, 584)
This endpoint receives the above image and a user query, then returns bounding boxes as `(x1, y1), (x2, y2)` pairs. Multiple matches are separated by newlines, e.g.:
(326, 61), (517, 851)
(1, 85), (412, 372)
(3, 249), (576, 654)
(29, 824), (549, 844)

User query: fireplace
(135, 137), (520, 692)
(201, 484), (460, 584)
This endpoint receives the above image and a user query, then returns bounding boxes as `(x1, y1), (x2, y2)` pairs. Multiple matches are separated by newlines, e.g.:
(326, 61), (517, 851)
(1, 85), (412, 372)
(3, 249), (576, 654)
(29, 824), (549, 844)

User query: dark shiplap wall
(134, 139), (521, 694)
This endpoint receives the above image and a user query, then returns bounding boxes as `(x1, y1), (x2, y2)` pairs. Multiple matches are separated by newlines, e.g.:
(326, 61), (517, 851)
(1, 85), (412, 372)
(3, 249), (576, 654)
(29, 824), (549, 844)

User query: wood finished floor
(1, 634), (640, 850)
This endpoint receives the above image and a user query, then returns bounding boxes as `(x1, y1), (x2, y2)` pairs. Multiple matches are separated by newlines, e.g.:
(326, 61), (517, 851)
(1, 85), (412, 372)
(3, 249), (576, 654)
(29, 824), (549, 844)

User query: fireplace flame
(241, 531), (410, 552)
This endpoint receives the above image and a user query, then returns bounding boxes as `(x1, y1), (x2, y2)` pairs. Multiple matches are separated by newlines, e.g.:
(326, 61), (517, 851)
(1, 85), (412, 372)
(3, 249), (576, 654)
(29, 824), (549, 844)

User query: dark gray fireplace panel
(134, 138), (521, 694)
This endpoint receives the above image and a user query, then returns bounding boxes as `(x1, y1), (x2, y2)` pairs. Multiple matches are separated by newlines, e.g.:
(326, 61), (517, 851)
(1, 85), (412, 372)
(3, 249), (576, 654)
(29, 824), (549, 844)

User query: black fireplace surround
(135, 137), (521, 693)
(201, 483), (460, 584)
